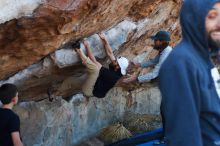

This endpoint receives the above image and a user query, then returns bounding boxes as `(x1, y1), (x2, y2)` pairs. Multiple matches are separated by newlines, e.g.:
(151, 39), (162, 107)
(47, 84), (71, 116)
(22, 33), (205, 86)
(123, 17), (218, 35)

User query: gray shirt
(138, 46), (172, 82)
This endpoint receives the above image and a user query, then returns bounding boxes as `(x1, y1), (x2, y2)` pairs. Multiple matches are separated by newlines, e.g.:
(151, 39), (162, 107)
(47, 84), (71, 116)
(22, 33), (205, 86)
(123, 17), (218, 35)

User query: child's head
(0, 83), (18, 105)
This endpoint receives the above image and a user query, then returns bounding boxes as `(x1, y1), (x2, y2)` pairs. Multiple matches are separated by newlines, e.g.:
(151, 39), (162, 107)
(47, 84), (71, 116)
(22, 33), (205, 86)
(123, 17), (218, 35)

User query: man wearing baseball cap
(123, 30), (172, 83)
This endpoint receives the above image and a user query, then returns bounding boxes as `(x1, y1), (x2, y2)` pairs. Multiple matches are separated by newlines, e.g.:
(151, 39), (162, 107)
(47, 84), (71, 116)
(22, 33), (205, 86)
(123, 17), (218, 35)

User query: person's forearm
(102, 39), (112, 53)
(100, 37), (111, 53)
(104, 41), (111, 51)
(137, 71), (158, 83)
(98, 33), (116, 61)
(12, 135), (23, 146)
(12, 132), (23, 146)
(141, 60), (157, 68)
(14, 140), (23, 146)
(138, 75), (150, 83)
(84, 42), (92, 52)
(103, 41), (116, 61)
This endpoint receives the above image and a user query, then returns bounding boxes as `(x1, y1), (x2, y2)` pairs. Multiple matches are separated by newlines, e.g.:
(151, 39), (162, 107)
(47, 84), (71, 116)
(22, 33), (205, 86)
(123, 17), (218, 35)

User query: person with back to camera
(0, 83), (23, 146)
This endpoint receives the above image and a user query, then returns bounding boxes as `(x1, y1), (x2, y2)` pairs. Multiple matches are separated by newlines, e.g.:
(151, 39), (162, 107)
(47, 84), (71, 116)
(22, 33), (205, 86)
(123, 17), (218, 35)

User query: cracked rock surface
(0, 0), (182, 145)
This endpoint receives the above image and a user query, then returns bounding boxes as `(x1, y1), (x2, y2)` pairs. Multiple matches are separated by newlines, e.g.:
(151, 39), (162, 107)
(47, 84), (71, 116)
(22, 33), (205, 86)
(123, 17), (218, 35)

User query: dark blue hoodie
(159, 0), (220, 146)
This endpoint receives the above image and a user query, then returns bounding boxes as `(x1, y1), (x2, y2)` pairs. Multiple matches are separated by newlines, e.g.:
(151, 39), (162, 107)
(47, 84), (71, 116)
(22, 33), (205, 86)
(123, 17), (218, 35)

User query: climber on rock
(73, 32), (129, 98)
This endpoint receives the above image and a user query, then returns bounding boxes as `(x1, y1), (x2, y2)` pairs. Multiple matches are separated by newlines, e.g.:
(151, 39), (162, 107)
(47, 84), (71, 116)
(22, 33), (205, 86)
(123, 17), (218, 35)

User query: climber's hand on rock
(98, 32), (107, 41)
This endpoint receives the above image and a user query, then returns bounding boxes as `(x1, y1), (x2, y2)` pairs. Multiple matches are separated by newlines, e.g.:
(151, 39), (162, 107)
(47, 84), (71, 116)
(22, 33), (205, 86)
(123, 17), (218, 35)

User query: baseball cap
(117, 56), (129, 75)
(151, 30), (171, 41)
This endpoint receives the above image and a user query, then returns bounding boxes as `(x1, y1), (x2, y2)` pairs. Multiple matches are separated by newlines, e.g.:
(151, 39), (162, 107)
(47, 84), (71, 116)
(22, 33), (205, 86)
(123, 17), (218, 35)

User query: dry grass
(123, 113), (162, 134)
(99, 123), (132, 144)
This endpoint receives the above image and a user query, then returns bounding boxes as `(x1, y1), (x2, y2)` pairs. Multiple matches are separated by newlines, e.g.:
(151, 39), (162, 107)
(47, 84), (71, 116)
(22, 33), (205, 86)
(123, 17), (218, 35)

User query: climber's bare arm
(98, 32), (116, 63)
(83, 41), (99, 64)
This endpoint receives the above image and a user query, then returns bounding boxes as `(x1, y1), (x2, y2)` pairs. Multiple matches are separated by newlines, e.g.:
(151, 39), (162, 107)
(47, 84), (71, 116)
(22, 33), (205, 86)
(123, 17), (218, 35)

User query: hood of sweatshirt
(180, 0), (220, 61)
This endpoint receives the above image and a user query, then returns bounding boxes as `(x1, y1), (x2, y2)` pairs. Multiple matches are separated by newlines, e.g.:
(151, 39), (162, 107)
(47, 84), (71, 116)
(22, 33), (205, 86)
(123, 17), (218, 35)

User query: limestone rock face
(14, 86), (161, 146)
(0, 0), (181, 101)
(0, 0), (145, 80)
(0, 0), (182, 145)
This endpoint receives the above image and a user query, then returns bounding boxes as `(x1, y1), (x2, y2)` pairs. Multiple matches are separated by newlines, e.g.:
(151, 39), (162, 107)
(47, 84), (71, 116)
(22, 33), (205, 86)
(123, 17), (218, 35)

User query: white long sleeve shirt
(138, 46), (172, 83)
